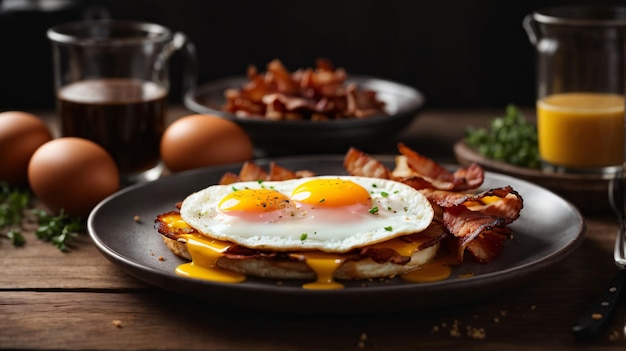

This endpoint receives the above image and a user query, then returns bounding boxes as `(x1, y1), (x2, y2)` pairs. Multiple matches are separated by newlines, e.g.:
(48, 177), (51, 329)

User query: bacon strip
(443, 205), (515, 262)
(219, 161), (314, 186)
(421, 186), (522, 219)
(397, 142), (484, 191)
(268, 162), (300, 181)
(465, 229), (511, 263)
(343, 147), (391, 179)
(219, 172), (240, 185)
(238, 161), (268, 181)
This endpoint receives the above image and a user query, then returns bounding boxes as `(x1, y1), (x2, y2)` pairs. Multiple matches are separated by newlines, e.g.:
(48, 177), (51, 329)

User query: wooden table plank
(0, 218), (147, 290)
(2, 255), (624, 351)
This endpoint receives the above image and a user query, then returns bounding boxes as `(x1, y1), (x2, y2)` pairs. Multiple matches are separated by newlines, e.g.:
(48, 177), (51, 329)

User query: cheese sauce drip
(176, 234), (245, 283)
(160, 213), (452, 288)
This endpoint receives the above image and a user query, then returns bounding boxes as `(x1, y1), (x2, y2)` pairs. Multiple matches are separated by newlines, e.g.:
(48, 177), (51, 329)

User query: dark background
(0, 0), (625, 111)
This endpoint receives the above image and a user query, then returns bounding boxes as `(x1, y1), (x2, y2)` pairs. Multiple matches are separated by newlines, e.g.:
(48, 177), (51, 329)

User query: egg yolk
(218, 188), (292, 212)
(291, 178), (371, 207)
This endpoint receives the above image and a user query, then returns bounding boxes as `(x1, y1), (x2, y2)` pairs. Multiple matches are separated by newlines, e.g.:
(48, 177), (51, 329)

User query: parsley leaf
(6, 229), (25, 246)
(32, 209), (83, 252)
(465, 104), (540, 169)
(0, 182), (31, 246)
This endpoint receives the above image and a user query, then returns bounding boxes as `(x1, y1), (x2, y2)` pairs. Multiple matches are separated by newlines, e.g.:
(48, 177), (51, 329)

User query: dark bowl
(184, 75), (425, 156)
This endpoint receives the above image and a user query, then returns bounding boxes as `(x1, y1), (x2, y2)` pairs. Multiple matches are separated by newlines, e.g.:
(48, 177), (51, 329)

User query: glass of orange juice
(524, 5), (626, 174)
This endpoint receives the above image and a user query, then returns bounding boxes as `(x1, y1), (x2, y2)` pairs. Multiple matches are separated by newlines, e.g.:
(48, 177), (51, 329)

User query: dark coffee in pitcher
(58, 78), (167, 174)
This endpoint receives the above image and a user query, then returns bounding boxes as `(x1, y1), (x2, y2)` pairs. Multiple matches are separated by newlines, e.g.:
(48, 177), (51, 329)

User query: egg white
(180, 176), (434, 253)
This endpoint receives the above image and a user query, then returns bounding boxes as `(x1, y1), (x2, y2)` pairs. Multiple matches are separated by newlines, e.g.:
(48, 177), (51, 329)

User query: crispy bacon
(360, 247), (411, 264)
(397, 142), (484, 191)
(219, 161), (314, 186)
(219, 172), (240, 185)
(238, 161), (268, 181)
(361, 222), (447, 265)
(343, 147), (391, 179)
(268, 162), (300, 181)
(443, 205), (515, 262)
(343, 145), (523, 264)
(421, 186), (522, 217)
(224, 58), (386, 120)
(423, 185), (522, 262)
(465, 229), (511, 263)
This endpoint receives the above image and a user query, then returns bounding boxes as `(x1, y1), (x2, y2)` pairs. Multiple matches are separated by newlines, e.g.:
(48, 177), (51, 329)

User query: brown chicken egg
(160, 114), (254, 172)
(28, 137), (120, 217)
(0, 111), (53, 185)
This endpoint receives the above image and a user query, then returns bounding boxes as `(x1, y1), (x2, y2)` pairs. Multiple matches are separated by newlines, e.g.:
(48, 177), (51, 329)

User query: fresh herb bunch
(1, 181), (83, 251)
(465, 105), (541, 169)
(0, 182), (30, 246)
(31, 209), (83, 252)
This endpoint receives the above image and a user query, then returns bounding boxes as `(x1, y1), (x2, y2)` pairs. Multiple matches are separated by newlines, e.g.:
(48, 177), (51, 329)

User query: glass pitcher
(523, 5), (626, 174)
(47, 19), (197, 183)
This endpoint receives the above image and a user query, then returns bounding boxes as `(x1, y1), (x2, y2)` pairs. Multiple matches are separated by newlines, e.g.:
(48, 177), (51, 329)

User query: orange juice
(537, 92), (624, 169)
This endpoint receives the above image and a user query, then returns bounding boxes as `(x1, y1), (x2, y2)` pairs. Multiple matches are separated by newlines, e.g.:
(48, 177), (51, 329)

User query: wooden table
(2, 107), (625, 350)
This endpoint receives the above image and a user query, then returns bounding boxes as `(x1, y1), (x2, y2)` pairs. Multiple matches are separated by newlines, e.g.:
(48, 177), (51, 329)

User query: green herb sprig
(0, 182), (30, 246)
(1, 181), (84, 251)
(465, 104), (540, 169)
(32, 209), (83, 252)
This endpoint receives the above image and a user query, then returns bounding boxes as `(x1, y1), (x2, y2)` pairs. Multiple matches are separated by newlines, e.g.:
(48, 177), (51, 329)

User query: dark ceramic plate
(87, 156), (584, 314)
(184, 76), (425, 156)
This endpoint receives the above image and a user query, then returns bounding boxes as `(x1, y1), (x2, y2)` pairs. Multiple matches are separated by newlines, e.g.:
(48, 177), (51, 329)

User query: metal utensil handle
(572, 269), (626, 340)
(610, 172), (626, 268)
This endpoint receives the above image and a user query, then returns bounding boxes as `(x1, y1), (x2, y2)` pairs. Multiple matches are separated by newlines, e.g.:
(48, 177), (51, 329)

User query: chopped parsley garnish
(381, 191), (389, 197)
(1, 182), (83, 251)
(384, 226), (393, 231)
(1, 182), (30, 246)
(32, 209), (83, 252)
(369, 206), (379, 214)
(300, 233), (308, 241)
(319, 198), (325, 203)
(465, 104), (540, 169)
(6, 229), (25, 246)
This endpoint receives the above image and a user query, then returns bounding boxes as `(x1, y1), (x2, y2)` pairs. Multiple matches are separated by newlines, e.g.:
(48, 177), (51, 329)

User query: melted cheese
(400, 257), (452, 283)
(401, 251), (457, 283)
(160, 212), (450, 289)
(176, 234), (245, 283)
(175, 233), (450, 289)
(290, 252), (345, 290)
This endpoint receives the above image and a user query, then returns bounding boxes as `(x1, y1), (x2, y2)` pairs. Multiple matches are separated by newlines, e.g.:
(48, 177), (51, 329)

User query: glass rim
(533, 5), (626, 26)
(47, 19), (173, 46)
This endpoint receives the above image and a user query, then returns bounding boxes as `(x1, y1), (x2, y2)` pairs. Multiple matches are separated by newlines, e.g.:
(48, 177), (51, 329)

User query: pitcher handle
(175, 32), (198, 96)
(154, 32), (198, 99)
(522, 13), (539, 46)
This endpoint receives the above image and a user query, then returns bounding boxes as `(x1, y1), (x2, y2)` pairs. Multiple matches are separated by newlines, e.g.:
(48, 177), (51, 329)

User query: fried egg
(180, 176), (433, 253)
